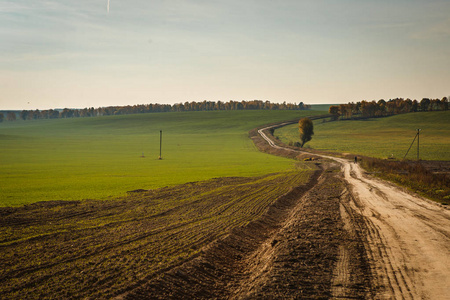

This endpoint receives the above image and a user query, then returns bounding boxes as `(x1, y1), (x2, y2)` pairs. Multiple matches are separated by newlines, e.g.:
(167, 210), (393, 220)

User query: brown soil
(121, 165), (372, 299)
(2, 170), (335, 299)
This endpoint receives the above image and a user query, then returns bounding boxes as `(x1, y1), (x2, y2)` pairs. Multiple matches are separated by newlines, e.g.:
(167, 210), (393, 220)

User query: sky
(0, 0), (449, 110)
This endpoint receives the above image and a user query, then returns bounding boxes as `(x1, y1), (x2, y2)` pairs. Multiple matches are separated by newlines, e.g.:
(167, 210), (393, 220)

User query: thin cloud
(411, 18), (450, 39)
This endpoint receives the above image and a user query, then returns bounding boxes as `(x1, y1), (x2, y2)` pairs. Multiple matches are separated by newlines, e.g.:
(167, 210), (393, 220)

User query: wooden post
(417, 129), (420, 161)
(160, 130), (162, 158)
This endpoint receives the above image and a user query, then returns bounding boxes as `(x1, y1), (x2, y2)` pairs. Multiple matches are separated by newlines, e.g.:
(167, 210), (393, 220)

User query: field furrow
(0, 169), (312, 299)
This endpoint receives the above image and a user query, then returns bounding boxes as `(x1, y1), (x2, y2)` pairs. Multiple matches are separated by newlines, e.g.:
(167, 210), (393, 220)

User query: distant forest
(1, 97), (448, 123)
(0, 100), (309, 122)
(329, 97), (448, 120)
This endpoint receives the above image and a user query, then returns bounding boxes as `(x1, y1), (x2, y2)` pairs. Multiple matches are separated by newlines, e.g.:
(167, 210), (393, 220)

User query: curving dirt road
(259, 125), (450, 299)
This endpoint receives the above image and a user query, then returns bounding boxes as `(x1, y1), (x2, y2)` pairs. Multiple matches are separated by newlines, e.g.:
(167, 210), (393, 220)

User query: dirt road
(337, 156), (450, 299)
(260, 125), (450, 299)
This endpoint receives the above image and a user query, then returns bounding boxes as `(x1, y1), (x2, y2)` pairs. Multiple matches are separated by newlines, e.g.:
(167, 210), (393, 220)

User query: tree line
(329, 97), (448, 120)
(0, 100), (309, 122)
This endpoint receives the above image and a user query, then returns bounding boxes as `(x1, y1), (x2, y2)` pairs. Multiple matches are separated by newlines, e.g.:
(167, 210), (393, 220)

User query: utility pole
(417, 129), (421, 161)
(403, 129), (422, 161)
(159, 130), (162, 160)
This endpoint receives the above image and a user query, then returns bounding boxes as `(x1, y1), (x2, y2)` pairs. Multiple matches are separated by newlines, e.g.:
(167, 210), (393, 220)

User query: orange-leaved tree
(298, 118), (314, 147)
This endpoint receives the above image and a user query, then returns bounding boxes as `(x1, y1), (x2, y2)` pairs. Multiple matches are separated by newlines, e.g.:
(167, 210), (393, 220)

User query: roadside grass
(0, 110), (320, 206)
(360, 158), (449, 205)
(0, 169), (312, 299)
(275, 111), (450, 161)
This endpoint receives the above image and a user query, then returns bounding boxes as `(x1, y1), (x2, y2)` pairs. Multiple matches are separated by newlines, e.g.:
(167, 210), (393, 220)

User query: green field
(0, 110), (320, 206)
(309, 104), (334, 112)
(275, 111), (450, 161)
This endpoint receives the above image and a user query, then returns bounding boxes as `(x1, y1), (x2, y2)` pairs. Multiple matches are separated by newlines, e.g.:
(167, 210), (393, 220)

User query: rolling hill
(0, 110), (322, 206)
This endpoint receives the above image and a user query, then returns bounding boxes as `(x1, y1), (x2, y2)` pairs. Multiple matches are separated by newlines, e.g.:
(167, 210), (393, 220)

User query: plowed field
(1, 169), (315, 299)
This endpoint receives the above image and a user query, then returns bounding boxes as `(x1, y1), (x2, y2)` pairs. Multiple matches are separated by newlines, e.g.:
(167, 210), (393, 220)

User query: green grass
(275, 111), (450, 161)
(309, 104), (334, 112)
(0, 110), (321, 206)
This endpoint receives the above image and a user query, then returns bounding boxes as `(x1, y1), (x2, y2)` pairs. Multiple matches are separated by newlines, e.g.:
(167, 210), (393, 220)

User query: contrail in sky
(107, 0), (110, 13)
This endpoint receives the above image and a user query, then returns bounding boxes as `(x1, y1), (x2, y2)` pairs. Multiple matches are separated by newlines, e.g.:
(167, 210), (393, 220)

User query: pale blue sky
(1, 0), (449, 110)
